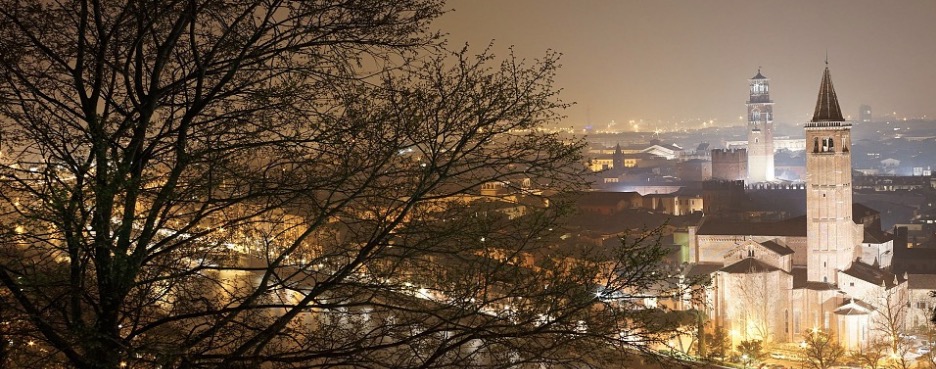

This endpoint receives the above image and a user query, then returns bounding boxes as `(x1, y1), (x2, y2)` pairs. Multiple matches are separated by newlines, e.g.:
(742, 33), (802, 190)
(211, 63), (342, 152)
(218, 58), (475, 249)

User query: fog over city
(439, 0), (936, 130)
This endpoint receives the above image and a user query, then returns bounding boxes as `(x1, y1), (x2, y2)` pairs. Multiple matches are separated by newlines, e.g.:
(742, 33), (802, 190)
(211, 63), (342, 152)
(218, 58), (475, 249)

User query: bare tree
(729, 267), (777, 343)
(800, 329), (845, 369)
(0, 1), (699, 369)
(848, 337), (889, 369)
(918, 324), (936, 369)
(871, 284), (912, 368)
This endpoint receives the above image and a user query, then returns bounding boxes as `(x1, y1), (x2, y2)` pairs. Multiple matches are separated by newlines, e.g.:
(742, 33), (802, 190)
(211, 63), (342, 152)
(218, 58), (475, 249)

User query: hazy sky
(436, 1), (936, 130)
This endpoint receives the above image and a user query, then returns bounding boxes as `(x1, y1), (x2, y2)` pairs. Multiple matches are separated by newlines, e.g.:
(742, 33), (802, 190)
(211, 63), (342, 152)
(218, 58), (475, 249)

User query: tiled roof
(863, 228), (891, 244)
(720, 258), (780, 274)
(696, 216), (806, 237)
(685, 263), (723, 277)
(760, 240), (794, 256)
(842, 261), (901, 288)
(834, 298), (874, 316)
(804, 281), (838, 291)
(908, 274), (936, 290)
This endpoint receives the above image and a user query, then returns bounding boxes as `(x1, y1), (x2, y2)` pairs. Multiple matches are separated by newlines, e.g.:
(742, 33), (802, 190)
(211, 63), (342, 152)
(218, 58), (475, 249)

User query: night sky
(436, 0), (936, 131)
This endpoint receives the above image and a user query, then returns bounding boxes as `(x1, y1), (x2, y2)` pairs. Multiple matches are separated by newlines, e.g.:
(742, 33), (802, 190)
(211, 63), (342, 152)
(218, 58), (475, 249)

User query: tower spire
(810, 64), (844, 122)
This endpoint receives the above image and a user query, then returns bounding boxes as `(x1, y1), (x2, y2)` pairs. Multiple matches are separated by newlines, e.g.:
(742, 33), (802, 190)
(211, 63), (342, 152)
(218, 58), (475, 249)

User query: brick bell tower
(746, 68), (775, 183)
(805, 62), (855, 284)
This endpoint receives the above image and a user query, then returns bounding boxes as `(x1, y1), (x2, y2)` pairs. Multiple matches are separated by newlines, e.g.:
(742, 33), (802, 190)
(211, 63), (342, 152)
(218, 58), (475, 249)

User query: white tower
(746, 69), (775, 183)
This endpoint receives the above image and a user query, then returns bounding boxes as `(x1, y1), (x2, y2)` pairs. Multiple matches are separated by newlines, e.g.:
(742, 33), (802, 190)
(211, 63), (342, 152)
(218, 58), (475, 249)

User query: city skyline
(437, 0), (936, 130)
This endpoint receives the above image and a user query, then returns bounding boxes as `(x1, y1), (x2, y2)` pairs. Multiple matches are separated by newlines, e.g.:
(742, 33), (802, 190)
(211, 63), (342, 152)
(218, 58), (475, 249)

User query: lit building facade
(746, 69), (775, 183)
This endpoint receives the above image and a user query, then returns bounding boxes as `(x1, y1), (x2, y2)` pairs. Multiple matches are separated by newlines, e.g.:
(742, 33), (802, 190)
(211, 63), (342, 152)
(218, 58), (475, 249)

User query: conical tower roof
(752, 67), (766, 80)
(811, 65), (844, 122)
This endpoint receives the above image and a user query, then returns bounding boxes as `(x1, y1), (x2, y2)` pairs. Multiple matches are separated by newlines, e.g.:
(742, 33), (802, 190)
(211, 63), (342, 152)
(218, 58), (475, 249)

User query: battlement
(745, 182), (806, 190)
(711, 148), (747, 158)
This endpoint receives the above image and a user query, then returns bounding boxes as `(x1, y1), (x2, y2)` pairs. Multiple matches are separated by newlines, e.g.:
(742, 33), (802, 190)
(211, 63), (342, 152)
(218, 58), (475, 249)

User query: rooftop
(760, 240), (795, 256)
(696, 216), (806, 237)
(809, 65), (845, 123)
(842, 261), (901, 288)
(907, 273), (936, 290)
(720, 258), (781, 274)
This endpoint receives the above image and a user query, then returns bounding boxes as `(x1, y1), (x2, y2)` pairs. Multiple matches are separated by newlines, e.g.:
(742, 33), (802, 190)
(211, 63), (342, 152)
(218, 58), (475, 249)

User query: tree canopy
(0, 1), (696, 368)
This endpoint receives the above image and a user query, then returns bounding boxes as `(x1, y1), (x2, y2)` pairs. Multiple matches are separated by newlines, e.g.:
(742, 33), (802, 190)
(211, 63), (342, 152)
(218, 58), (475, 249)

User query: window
(849, 282), (854, 287)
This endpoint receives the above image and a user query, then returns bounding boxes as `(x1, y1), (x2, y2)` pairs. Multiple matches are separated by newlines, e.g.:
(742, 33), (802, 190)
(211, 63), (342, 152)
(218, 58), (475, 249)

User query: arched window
(814, 138), (819, 153)
(821, 138), (834, 153)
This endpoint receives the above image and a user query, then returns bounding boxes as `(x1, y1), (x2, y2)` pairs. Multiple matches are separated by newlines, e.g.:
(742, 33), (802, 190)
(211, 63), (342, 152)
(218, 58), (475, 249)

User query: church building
(685, 64), (910, 350)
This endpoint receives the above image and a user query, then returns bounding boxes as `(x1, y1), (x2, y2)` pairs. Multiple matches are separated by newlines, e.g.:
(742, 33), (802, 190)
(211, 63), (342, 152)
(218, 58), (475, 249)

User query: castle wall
(711, 148), (747, 181)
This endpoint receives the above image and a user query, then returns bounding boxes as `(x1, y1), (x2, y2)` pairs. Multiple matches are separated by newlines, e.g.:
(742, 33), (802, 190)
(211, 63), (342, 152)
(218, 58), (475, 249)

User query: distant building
(746, 69), (775, 183)
(859, 104), (872, 123)
(711, 148), (747, 181)
(676, 159), (712, 181)
(701, 180), (746, 215)
(725, 137), (805, 152)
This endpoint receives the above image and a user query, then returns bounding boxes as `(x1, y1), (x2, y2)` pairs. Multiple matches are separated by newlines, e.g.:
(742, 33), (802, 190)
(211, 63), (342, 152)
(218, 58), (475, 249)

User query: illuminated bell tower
(805, 63), (854, 284)
(746, 68), (775, 183)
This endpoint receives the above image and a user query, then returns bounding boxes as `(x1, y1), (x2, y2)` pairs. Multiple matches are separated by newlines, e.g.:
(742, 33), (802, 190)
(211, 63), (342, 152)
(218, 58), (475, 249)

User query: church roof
(804, 281), (838, 291)
(810, 65), (845, 122)
(834, 298), (875, 316)
(685, 263), (723, 277)
(862, 228), (891, 244)
(842, 261), (901, 288)
(907, 274), (936, 290)
(696, 216), (806, 237)
(720, 258), (780, 274)
(760, 240), (795, 256)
